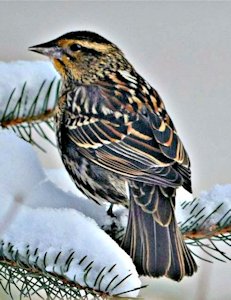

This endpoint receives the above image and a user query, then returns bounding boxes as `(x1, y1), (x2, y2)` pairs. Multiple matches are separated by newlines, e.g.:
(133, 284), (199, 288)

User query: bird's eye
(70, 44), (82, 52)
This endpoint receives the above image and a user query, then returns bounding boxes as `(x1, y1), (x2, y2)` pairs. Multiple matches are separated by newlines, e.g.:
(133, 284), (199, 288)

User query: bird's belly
(61, 150), (128, 206)
(55, 115), (128, 205)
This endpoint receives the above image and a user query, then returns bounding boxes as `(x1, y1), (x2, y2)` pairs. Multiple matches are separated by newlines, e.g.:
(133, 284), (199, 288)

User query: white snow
(0, 204), (140, 297)
(0, 130), (141, 297)
(176, 186), (231, 230)
(0, 130), (110, 227)
(45, 168), (85, 197)
(0, 61), (60, 119)
(0, 129), (45, 198)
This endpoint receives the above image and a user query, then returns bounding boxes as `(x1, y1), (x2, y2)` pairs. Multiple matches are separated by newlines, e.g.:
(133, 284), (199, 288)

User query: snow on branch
(0, 61), (60, 150)
(0, 131), (141, 299)
(177, 188), (231, 262)
(179, 190), (231, 239)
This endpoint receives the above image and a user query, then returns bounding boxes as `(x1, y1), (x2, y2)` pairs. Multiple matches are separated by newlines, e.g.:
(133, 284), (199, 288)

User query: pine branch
(0, 258), (109, 300)
(183, 224), (231, 240)
(0, 258), (145, 300)
(0, 79), (60, 151)
(1, 109), (55, 128)
(0, 240), (142, 300)
(179, 197), (231, 261)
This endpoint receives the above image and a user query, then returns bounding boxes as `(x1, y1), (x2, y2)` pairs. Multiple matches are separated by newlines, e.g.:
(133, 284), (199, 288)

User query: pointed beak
(28, 40), (62, 59)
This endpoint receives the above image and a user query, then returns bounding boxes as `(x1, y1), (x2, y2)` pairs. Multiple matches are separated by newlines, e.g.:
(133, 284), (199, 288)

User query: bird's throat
(53, 58), (68, 80)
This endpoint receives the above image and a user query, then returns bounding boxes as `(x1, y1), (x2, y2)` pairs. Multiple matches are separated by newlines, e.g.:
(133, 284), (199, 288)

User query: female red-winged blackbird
(29, 31), (197, 280)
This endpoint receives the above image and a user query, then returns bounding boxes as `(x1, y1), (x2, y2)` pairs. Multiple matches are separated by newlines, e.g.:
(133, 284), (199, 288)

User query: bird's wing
(62, 73), (190, 189)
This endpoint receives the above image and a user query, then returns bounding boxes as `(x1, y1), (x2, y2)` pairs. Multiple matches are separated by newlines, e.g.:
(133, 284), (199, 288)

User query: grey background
(0, 1), (230, 299)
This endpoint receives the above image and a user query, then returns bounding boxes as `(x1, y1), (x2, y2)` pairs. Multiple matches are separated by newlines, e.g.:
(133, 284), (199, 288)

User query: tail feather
(121, 183), (197, 280)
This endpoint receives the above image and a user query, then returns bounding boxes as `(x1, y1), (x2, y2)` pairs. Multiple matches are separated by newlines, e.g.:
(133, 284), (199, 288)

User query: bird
(29, 31), (197, 280)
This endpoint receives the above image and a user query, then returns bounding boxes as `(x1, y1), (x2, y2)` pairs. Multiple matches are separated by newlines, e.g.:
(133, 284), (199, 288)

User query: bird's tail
(121, 183), (197, 281)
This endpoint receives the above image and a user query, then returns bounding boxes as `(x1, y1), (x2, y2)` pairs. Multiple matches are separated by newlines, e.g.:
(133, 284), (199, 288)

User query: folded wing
(61, 77), (191, 191)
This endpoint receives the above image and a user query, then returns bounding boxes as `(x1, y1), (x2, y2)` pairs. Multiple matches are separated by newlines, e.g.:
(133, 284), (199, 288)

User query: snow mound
(0, 130), (141, 297)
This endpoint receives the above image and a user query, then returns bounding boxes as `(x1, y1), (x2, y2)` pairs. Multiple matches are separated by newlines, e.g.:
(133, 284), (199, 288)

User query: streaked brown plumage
(29, 31), (197, 280)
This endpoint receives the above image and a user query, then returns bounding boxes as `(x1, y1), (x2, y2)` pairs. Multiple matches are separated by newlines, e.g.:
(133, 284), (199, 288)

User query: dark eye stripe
(69, 43), (101, 56)
(81, 46), (101, 56)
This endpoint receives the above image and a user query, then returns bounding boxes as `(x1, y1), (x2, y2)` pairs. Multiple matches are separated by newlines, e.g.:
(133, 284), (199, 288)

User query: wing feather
(62, 79), (191, 189)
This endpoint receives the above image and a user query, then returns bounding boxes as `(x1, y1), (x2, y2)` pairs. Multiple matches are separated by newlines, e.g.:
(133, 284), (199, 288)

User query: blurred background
(0, 1), (230, 299)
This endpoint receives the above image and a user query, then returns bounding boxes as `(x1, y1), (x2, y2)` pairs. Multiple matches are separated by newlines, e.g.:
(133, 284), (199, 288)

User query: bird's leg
(107, 204), (115, 218)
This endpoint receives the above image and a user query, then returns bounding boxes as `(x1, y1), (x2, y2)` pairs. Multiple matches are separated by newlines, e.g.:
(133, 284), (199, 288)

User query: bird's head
(29, 31), (128, 84)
